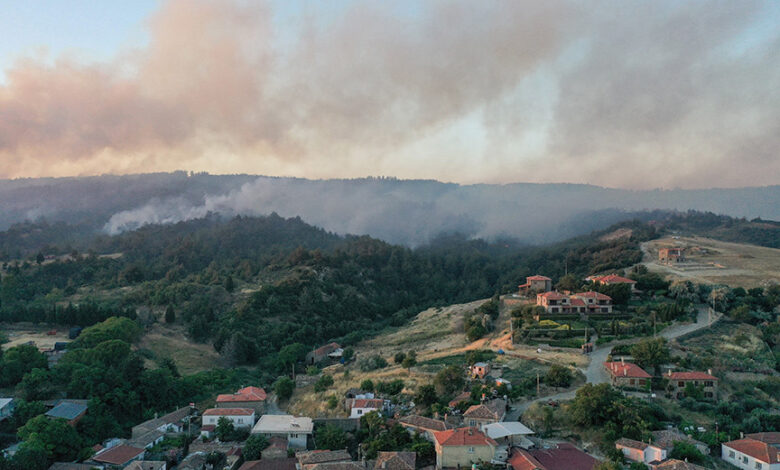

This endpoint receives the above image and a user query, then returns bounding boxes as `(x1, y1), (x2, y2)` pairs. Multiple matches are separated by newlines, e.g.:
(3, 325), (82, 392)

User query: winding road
(506, 305), (722, 419)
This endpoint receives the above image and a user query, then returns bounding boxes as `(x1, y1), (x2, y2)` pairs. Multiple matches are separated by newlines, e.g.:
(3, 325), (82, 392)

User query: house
(307, 463), (365, 470)
(306, 343), (341, 365)
(508, 443), (598, 470)
(652, 459), (709, 470)
(349, 399), (384, 419)
(448, 391), (472, 408)
(433, 427), (497, 469)
(262, 437), (289, 459)
(45, 400), (88, 426)
(398, 415), (451, 441)
(130, 406), (195, 449)
(252, 414), (313, 449)
(89, 444), (146, 468)
(615, 438), (666, 464)
(374, 451), (415, 470)
(202, 408), (255, 430)
(297, 449), (353, 470)
(518, 275), (552, 293)
(721, 436), (780, 470)
(589, 274), (637, 290)
(651, 429), (710, 455)
(659, 247), (685, 263)
(604, 361), (651, 388)
(217, 386), (267, 414)
(463, 399), (506, 429)
(665, 370), (718, 400)
(178, 451), (208, 470)
(125, 462), (167, 470)
(470, 362), (491, 379)
(0, 398), (14, 422)
(537, 292), (613, 314)
(48, 464), (100, 470)
(483, 422), (534, 447)
(240, 458), (297, 470)
(495, 378), (512, 389)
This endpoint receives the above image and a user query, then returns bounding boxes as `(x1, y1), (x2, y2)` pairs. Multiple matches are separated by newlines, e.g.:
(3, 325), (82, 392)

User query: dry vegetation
(0, 323), (70, 350)
(138, 322), (222, 374)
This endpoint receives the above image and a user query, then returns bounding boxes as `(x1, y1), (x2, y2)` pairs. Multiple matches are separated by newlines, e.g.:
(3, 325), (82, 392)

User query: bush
(359, 355), (388, 372)
(314, 374), (334, 392)
(375, 379), (404, 395)
(274, 376), (295, 401)
(544, 364), (573, 388)
(360, 379), (375, 392)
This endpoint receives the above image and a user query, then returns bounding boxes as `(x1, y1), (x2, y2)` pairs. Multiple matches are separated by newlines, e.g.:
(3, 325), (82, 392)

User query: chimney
(382, 462), (387, 469)
(741, 432), (744, 439)
(707, 369), (712, 376)
(621, 357), (625, 364)
(668, 370), (672, 377)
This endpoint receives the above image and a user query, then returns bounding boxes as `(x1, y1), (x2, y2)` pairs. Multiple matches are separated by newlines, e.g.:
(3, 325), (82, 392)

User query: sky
(0, 0), (778, 189)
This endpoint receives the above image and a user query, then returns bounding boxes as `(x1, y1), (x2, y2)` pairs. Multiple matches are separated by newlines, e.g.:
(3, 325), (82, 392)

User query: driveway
(506, 305), (721, 420)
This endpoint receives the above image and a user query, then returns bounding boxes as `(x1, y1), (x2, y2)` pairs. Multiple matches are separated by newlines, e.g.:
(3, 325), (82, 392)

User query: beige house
(665, 370), (718, 400)
(433, 427), (497, 469)
(615, 438), (666, 465)
(217, 386), (267, 414)
(463, 399), (506, 430)
(518, 275), (552, 293)
(604, 361), (651, 388)
(398, 415), (451, 442)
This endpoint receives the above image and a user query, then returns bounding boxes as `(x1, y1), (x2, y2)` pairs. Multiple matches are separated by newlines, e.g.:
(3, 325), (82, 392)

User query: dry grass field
(1, 323), (70, 350)
(138, 323), (223, 374)
(642, 236), (780, 288)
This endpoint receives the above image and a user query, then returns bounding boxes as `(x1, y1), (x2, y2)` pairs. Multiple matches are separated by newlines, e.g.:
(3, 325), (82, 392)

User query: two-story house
(665, 370), (718, 400)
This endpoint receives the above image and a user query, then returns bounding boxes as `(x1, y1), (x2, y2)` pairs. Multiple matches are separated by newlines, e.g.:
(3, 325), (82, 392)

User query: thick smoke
(0, 1), (778, 188)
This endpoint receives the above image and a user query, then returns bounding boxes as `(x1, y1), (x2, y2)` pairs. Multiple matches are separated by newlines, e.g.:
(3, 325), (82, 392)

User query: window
(238, 419), (243, 424)
(729, 450), (735, 458)
(290, 434), (298, 439)
(755, 462), (762, 469)
(630, 379), (635, 385)
(678, 381), (684, 387)
(468, 447), (475, 454)
(743, 456), (748, 463)
(469, 420), (476, 426)
(705, 381), (714, 387)
(357, 410), (363, 415)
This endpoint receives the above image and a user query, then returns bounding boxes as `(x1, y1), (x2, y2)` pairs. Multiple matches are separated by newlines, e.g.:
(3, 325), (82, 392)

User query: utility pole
(537, 373), (540, 397)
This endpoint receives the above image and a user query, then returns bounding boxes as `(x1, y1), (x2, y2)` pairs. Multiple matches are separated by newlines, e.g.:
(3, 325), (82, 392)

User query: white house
(722, 437), (780, 470)
(0, 399), (14, 422)
(349, 398), (384, 419)
(202, 408), (255, 429)
(251, 414), (313, 449)
(615, 438), (666, 465)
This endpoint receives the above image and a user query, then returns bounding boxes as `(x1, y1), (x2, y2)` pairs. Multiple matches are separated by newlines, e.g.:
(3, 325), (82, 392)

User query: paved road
(506, 305), (721, 420)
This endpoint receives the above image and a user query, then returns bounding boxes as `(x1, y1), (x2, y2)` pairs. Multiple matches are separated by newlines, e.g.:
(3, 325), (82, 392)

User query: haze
(1, 1), (779, 189)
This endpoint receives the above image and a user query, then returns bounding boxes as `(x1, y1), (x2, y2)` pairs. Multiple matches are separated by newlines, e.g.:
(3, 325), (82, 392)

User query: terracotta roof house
(297, 450), (353, 470)
(308, 463), (365, 470)
(398, 415), (451, 441)
(651, 429), (710, 455)
(131, 406), (194, 439)
(666, 370), (718, 400)
(306, 343), (342, 365)
(240, 458), (297, 470)
(537, 291), (613, 314)
(217, 386), (267, 414)
(125, 461), (167, 470)
(464, 399), (506, 429)
(508, 443), (598, 470)
(374, 451), (415, 470)
(262, 436), (289, 460)
(433, 427), (497, 469)
(48, 464), (100, 470)
(448, 392), (472, 408)
(659, 247), (685, 263)
(518, 275), (552, 293)
(349, 399), (384, 419)
(604, 361), (651, 388)
(615, 437), (666, 465)
(721, 437), (780, 470)
(747, 433), (780, 445)
(202, 407), (255, 431)
(90, 444), (146, 467)
(653, 459), (709, 470)
(590, 274), (637, 289)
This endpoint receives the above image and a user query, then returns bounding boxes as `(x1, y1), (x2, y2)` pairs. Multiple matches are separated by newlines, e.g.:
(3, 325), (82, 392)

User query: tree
(278, 343), (307, 374)
(415, 384), (438, 408)
(434, 365), (464, 397)
(628, 463), (648, 470)
(327, 395), (339, 409)
(17, 368), (54, 401)
(594, 462), (621, 470)
(9, 442), (49, 470)
(0, 344), (48, 387)
(569, 383), (623, 427)
(224, 275), (235, 292)
(314, 374), (334, 392)
(360, 379), (374, 392)
(35, 252), (44, 265)
(342, 347), (354, 362)
(17, 415), (84, 462)
(467, 324), (487, 342)
(631, 338), (670, 374)
(165, 305), (176, 323)
(11, 400), (47, 428)
(394, 352), (407, 364)
(274, 376), (295, 401)
(401, 353), (417, 371)
(215, 416), (236, 441)
(544, 365), (573, 388)
(556, 274), (583, 292)
(243, 434), (270, 460)
(670, 441), (705, 464)
(316, 424), (348, 450)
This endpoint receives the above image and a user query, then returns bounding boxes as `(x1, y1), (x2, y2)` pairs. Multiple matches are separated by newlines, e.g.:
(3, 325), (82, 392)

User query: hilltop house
(604, 361), (651, 388)
(508, 443), (598, 470)
(615, 438), (666, 465)
(537, 291), (613, 314)
(721, 433), (780, 470)
(252, 414), (313, 449)
(349, 399), (384, 419)
(433, 427), (497, 469)
(398, 415), (451, 442)
(651, 429), (710, 455)
(659, 247), (685, 263)
(665, 370), (718, 400)
(470, 362), (491, 379)
(0, 399), (13, 422)
(463, 399), (506, 429)
(589, 274), (637, 290)
(518, 275), (552, 293)
(306, 343), (342, 365)
(217, 386), (267, 414)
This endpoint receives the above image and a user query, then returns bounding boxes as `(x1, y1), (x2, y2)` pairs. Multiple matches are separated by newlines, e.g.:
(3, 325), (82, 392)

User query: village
(1, 245), (779, 470)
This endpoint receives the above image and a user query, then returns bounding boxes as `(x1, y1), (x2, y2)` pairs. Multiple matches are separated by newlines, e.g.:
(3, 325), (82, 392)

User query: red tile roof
(509, 444), (597, 470)
(724, 438), (780, 464)
(539, 291), (567, 300)
(398, 415), (450, 432)
(527, 275), (551, 281)
(747, 432), (780, 445)
(594, 274), (636, 284)
(203, 407), (254, 416)
(604, 362), (651, 378)
(352, 399), (383, 409)
(667, 371), (717, 381)
(313, 342), (341, 356)
(570, 298), (586, 307)
(433, 427), (497, 447)
(217, 386), (267, 403)
(92, 445), (145, 465)
(575, 291), (612, 301)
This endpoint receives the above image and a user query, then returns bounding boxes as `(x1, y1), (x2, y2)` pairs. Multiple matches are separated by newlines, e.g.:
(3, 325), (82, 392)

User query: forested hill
(0, 213), (655, 371)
